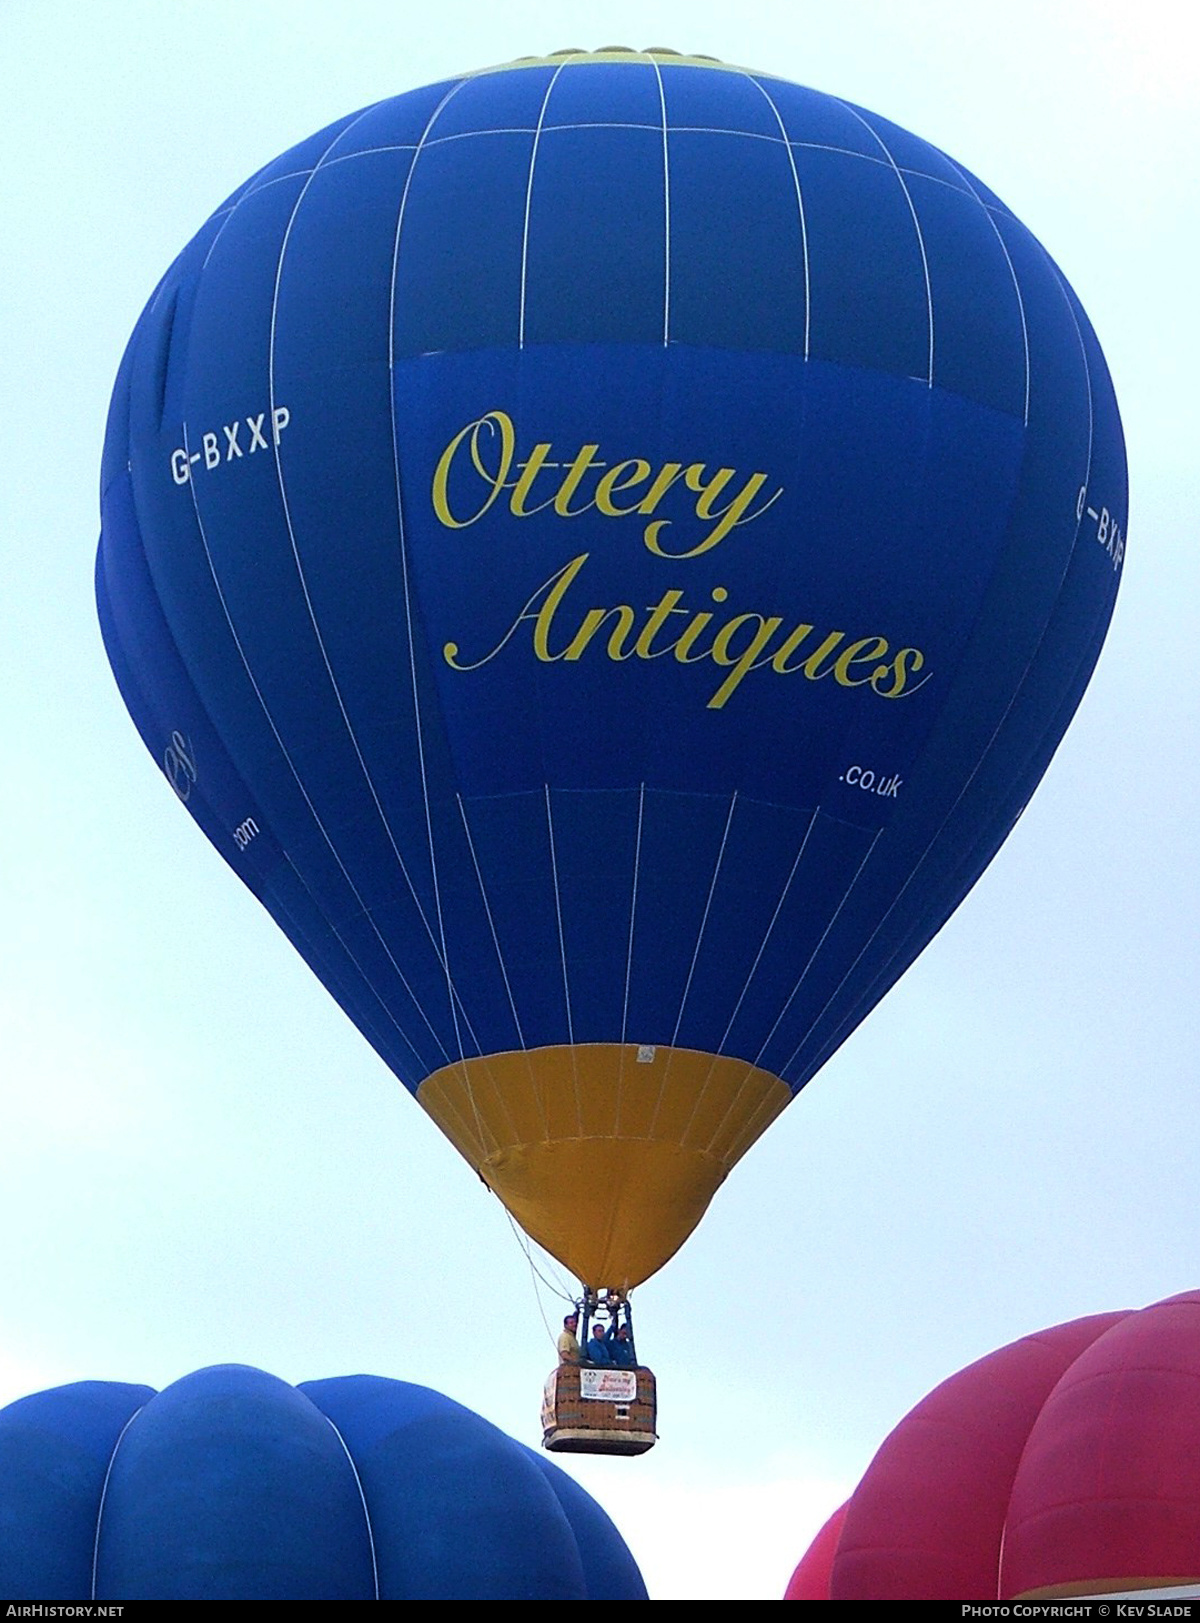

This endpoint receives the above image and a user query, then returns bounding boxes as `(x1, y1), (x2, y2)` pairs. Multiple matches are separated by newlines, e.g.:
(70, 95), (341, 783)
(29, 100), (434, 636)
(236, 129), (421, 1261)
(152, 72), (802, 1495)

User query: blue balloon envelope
(0, 1365), (646, 1600)
(96, 50), (1126, 1291)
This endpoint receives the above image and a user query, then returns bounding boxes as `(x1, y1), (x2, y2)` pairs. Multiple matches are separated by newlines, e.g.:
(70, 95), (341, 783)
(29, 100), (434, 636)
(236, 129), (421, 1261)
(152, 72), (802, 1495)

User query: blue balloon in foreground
(96, 50), (1127, 1290)
(0, 1365), (646, 1600)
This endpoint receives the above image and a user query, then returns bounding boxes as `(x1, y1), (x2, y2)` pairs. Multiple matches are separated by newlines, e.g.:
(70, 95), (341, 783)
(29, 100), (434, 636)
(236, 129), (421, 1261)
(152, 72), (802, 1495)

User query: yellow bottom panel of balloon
(417, 1044), (791, 1290)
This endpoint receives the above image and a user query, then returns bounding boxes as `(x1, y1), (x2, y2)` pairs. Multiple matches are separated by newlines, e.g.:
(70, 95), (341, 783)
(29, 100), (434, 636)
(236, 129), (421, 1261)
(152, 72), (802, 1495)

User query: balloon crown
(508, 46), (725, 66)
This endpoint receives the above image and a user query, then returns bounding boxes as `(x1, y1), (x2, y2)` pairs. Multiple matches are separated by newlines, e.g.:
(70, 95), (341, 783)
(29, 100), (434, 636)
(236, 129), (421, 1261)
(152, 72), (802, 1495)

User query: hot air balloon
(0, 1364), (647, 1599)
(786, 1292), (1200, 1601)
(96, 48), (1126, 1388)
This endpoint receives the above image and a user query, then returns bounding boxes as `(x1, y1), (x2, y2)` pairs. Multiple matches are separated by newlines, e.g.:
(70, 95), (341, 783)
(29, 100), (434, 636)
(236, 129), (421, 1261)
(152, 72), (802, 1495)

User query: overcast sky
(2, 0), (1197, 1600)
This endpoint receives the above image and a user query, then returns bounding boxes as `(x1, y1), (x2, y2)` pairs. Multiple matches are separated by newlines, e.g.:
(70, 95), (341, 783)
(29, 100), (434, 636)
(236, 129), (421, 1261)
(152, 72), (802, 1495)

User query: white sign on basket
(580, 1368), (637, 1402)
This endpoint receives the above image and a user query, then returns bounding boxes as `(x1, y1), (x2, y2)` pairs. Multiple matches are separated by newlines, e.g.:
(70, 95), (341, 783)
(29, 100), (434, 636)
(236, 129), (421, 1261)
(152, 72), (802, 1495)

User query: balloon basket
(541, 1363), (657, 1455)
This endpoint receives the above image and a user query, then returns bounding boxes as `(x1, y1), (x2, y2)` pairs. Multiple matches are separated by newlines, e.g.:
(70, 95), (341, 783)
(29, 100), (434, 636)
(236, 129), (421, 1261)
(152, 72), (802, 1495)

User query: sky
(1, 0), (1197, 1601)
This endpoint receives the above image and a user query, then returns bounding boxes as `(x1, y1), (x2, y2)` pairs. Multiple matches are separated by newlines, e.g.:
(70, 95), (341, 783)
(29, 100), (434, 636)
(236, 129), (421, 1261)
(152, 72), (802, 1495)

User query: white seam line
(651, 56), (671, 346)
(837, 99), (935, 387)
(753, 827), (883, 1071)
(668, 791), (738, 1055)
(455, 795), (528, 1051)
(180, 423), (452, 1068)
(456, 793), (545, 1142)
(518, 63), (567, 348)
(112, 459), (437, 1073)
(544, 784), (582, 1129)
(322, 1415), (380, 1600)
(266, 104), (479, 1022)
(426, 1070), (500, 1163)
(233, 130), (979, 186)
(615, 781), (646, 1117)
(386, 78), (486, 1132)
(91, 1405), (146, 1600)
(947, 155), (1032, 426)
(268, 846), (435, 1072)
(200, 99), (387, 267)
(653, 791), (740, 1136)
(715, 805), (819, 1060)
(718, 1079), (785, 1163)
(797, 286), (1095, 1082)
(684, 804), (823, 1152)
(743, 72), (812, 359)
(659, 790), (740, 1141)
(187, 114), (456, 1056)
(210, 106), (462, 1053)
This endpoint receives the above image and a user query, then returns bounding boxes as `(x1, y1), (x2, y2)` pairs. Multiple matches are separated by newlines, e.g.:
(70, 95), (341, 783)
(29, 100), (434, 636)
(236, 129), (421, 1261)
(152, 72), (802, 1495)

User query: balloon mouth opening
(417, 1043), (790, 1289)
